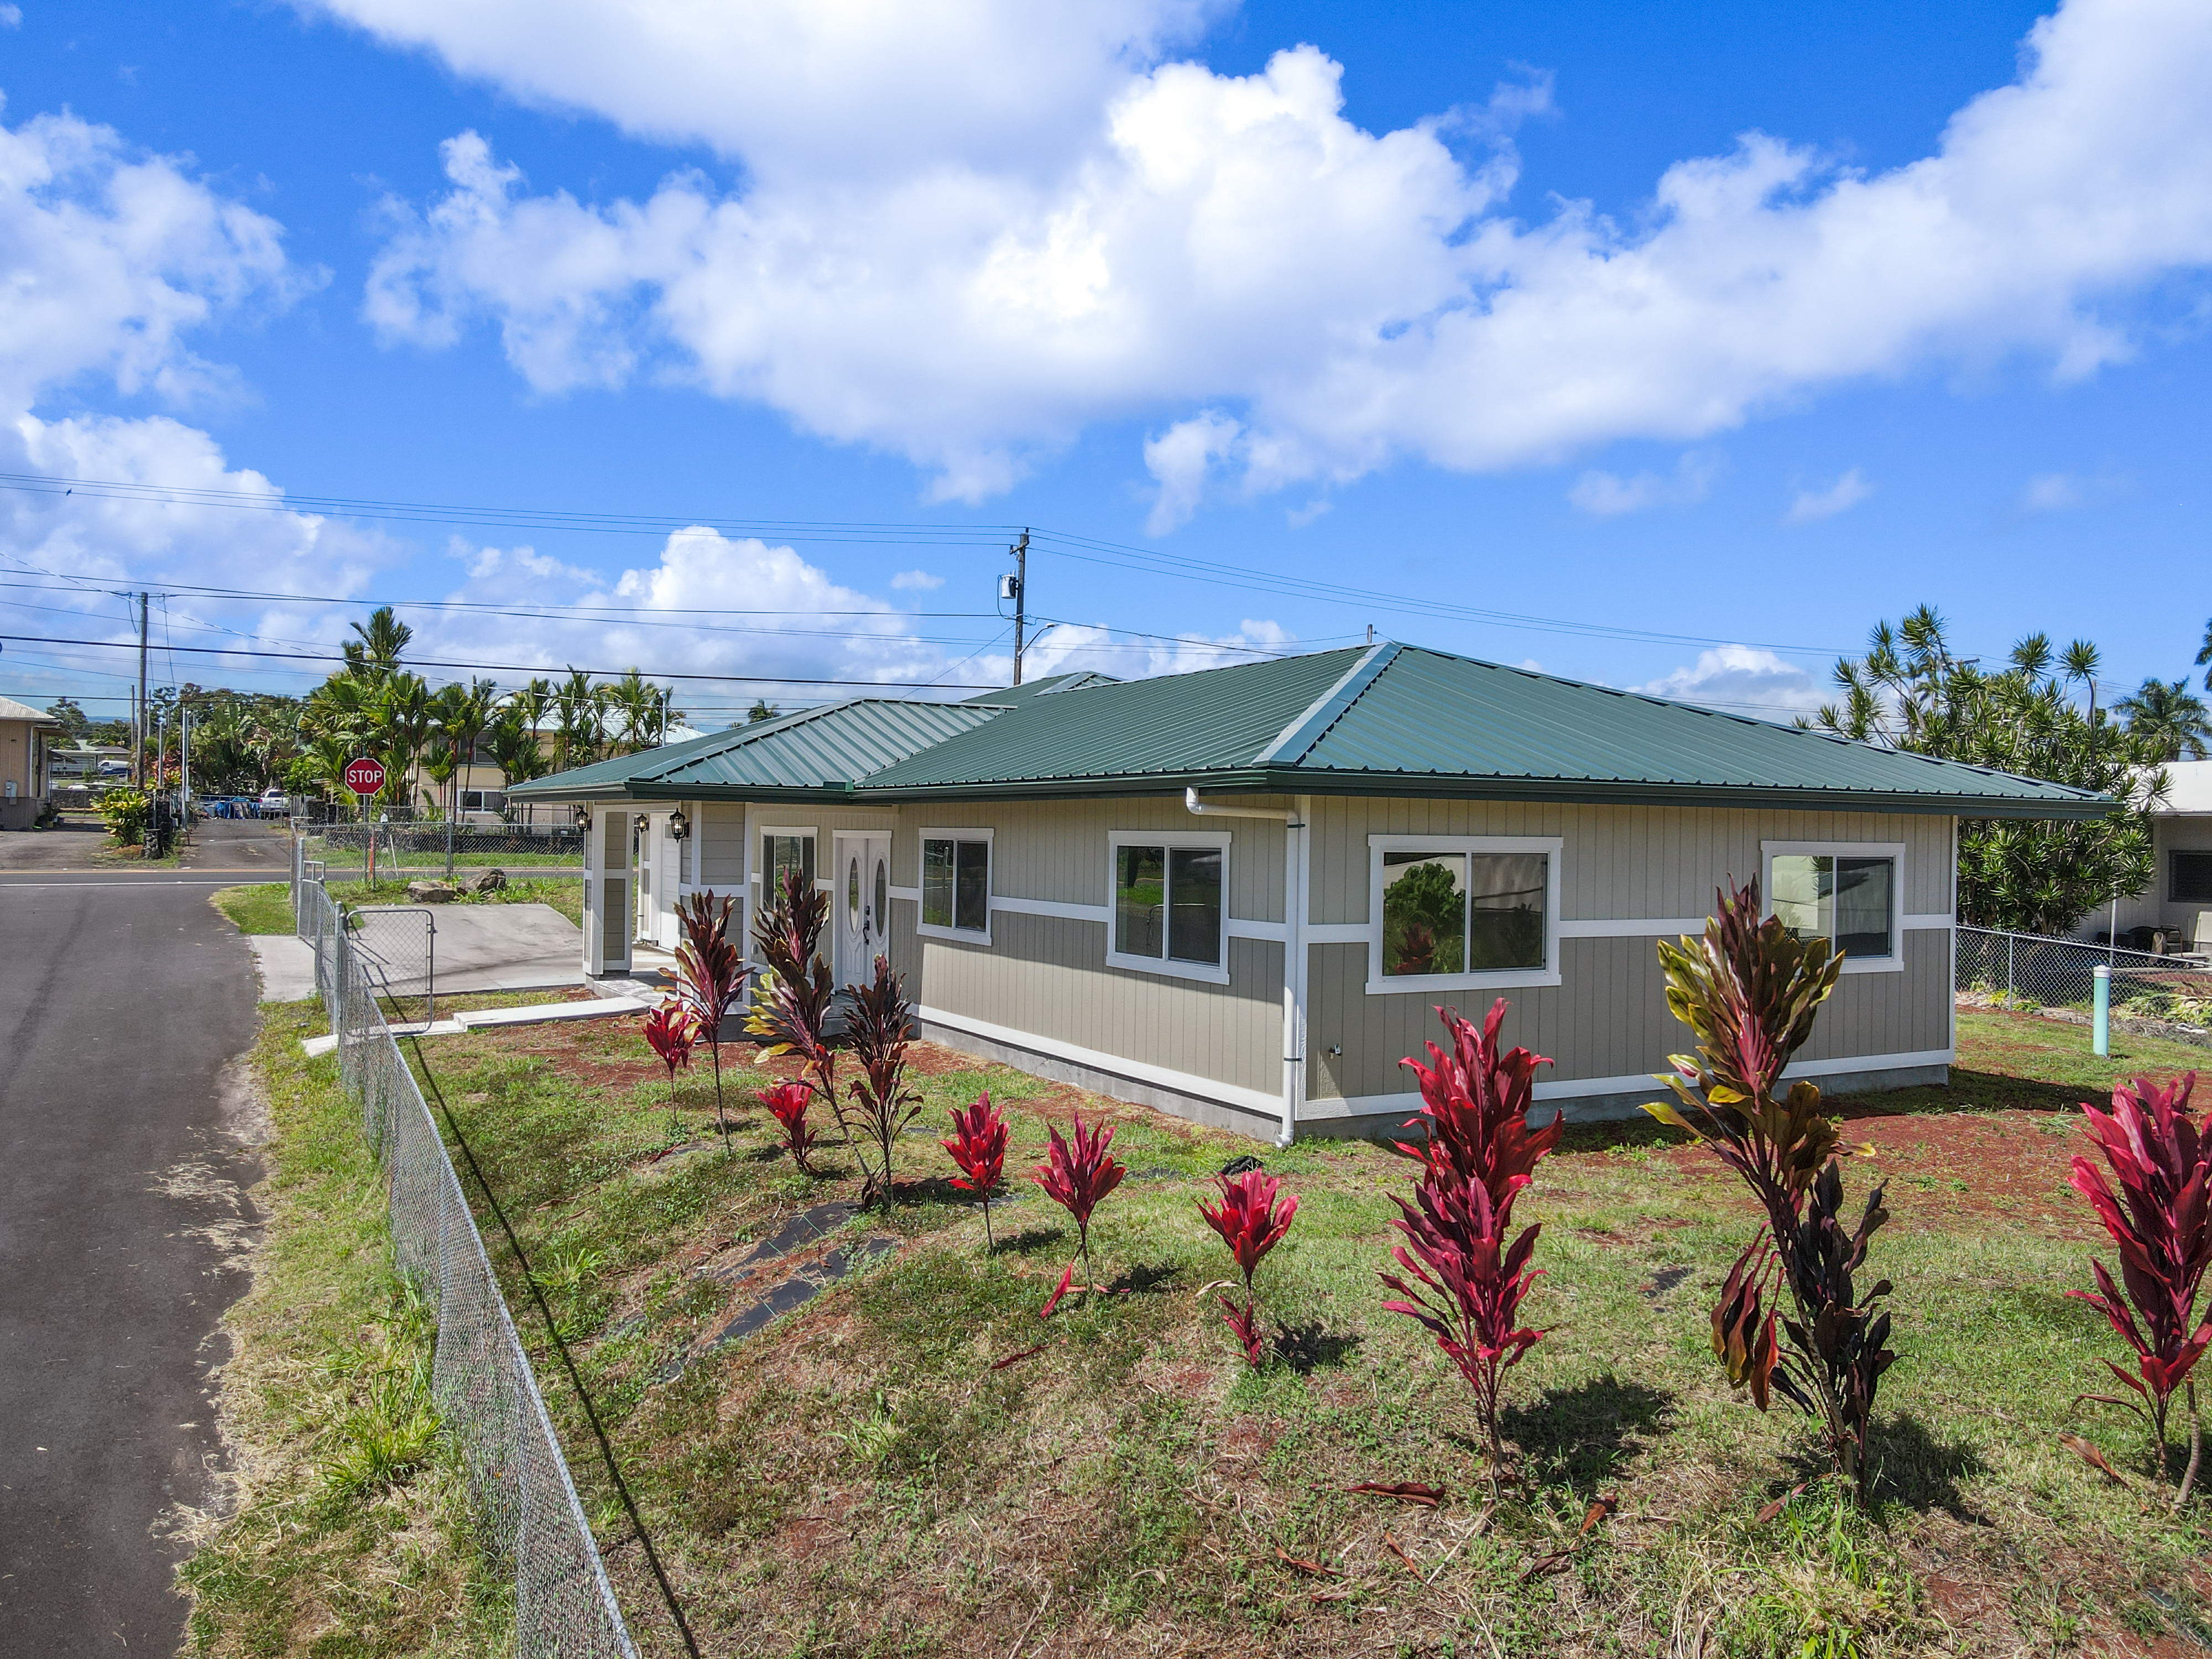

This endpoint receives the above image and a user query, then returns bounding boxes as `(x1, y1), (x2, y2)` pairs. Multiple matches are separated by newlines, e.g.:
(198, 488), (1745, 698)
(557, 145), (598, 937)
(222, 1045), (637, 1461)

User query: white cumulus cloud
(1001, 617), (1292, 684)
(889, 568), (945, 591)
(1632, 645), (1827, 719)
(1567, 452), (1718, 517)
(347, 0), (2212, 524)
(1785, 467), (1872, 524)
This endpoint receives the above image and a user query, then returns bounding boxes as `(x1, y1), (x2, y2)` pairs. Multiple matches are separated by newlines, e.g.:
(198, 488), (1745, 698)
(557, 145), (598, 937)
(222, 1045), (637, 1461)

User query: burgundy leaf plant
(760, 1078), (820, 1174)
(641, 1000), (697, 1141)
(746, 868), (845, 1159)
(2069, 1071), (2212, 1504)
(844, 952), (922, 1208)
(1198, 1167), (1298, 1366)
(1034, 1112), (1126, 1307)
(672, 890), (747, 1150)
(943, 1091), (1010, 1249)
(1380, 998), (1554, 1484)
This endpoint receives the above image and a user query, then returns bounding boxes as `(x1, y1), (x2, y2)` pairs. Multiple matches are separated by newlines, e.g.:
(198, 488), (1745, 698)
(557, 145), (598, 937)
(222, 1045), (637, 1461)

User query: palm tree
(552, 669), (605, 770)
(2116, 678), (2212, 762)
(2062, 639), (2102, 723)
(602, 668), (674, 755)
(2197, 618), (2212, 695)
(342, 606), (413, 681)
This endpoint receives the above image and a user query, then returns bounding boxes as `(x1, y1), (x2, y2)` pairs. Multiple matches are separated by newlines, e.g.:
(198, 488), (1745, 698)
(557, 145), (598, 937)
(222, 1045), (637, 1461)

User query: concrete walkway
(247, 902), (585, 1003)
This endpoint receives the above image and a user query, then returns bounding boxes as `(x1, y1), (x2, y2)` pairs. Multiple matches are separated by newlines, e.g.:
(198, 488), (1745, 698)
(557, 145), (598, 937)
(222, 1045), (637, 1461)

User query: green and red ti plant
(943, 1092), (1009, 1249)
(747, 867), (843, 1155)
(1199, 1167), (1298, 1366)
(760, 1078), (820, 1174)
(1644, 878), (1896, 1505)
(673, 890), (747, 1150)
(844, 952), (922, 1208)
(1379, 998), (1557, 1481)
(641, 999), (697, 1140)
(1034, 1112), (1126, 1310)
(2069, 1071), (2212, 1505)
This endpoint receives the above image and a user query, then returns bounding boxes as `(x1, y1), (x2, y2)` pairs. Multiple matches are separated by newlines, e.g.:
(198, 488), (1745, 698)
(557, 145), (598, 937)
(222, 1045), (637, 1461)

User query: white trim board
(1326, 915), (1956, 942)
(919, 1004), (1281, 1119)
(1306, 1046), (1957, 1120)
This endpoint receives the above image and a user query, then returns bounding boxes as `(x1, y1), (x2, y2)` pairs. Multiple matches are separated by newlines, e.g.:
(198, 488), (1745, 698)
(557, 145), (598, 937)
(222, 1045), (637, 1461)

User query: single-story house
(2092, 758), (2212, 956)
(0, 696), (61, 830)
(509, 643), (2106, 1143)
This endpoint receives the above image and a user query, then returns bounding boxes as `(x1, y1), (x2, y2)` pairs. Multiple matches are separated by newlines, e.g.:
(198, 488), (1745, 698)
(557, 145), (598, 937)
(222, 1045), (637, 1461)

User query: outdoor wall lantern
(668, 807), (690, 841)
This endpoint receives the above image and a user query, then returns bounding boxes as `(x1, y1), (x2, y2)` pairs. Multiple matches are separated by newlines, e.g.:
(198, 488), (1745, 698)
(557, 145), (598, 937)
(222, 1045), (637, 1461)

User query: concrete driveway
(250, 901), (583, 1001)
(0, 820), (267, 1652)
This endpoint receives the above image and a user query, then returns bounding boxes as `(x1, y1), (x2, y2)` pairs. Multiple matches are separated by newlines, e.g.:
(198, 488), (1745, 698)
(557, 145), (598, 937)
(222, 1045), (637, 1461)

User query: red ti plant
(746, 868), (842, 1149)
(641, 999), (697, 1140)
(673, 890), (747, 1150)
(759, 1078), (820, 1174)
(2069, 1072), (2212, 1504)
(1198, 1167), (1298, 1366)
(1033, 1112), (1126, 1299)
(943, 1092), (1009, 1249)
(844, 953), (922, 1208)
(1379, 999), (1554, 1482)
(1645, 879), (1896, 1505)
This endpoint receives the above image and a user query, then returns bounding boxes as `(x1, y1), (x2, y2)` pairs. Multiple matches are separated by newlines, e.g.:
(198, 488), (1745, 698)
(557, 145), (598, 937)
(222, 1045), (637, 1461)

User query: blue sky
(3, 0), (2208, 728)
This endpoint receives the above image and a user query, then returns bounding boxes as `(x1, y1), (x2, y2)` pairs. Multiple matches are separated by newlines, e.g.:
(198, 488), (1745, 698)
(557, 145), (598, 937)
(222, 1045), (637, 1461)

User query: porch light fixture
(669, 807), (690, 841)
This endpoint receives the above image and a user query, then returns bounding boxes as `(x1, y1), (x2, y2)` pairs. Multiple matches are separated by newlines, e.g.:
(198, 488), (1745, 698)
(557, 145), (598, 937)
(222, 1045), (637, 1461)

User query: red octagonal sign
(343, 755), (387, 797)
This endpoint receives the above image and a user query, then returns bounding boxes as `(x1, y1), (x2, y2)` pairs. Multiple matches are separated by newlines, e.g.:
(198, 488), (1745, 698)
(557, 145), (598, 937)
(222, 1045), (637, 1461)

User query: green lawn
(211, 883), (296, 935)
(216, 877), (586, 931)
(341, 999), (2209, 1658)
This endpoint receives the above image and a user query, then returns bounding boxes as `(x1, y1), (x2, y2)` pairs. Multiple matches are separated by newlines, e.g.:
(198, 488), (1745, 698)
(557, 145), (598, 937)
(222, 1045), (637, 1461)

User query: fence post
(2007, 934), (2016, 1000)
(2093, 964), (2111, 1058)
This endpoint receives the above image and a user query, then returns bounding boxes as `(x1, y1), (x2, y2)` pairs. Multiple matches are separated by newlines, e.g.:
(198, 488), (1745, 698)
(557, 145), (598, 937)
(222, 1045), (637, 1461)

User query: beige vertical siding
(696, 803), (745, 886)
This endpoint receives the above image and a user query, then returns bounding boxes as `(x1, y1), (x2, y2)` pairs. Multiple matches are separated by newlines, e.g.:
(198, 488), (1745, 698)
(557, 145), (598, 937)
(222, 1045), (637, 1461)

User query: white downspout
(1186, 787), (1308, 1147)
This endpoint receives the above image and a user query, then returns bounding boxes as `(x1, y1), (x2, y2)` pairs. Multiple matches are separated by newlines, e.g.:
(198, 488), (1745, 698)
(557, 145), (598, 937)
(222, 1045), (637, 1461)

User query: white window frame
(1760, 840), (1906, 975)
(917, 827), (994, 945)
(1366, 833), (1563, 995)
(1106, 828), (1231, 985)
(755, 826), (821, 898)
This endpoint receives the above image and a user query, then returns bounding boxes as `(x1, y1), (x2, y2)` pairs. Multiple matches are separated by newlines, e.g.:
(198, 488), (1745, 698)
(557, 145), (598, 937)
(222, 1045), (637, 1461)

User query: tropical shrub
(844, 953), (922, 1207)
(101, 787), (150, 847)
(1198, 1167), (1298, 1366)
(1645, 879), (1896, 1504)
(640, 1000), (696, 1139)
(942, 1092), (1009, 1248)
(759, 1079), (820, 1173)
(747, 869), (841, 1141)
(672, 890), (747, 1147)
(2069, 1071), (2212, 1504)
(1380, 999), (1555, 1480)
(1034, 1112), (1126, 1305)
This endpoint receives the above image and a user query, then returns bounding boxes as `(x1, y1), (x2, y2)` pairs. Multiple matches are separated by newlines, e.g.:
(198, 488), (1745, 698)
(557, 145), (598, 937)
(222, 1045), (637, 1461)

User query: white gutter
(1186, 787), (1309, 1147)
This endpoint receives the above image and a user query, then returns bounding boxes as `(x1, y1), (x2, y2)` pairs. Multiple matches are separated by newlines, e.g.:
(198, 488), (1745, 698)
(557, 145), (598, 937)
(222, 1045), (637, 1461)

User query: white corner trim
(919, 1004), (1282, 1118)
(991, 894), (1110, 924)
(1306, 1046), (1958, 1120)
(1227, 917), (1286, 942)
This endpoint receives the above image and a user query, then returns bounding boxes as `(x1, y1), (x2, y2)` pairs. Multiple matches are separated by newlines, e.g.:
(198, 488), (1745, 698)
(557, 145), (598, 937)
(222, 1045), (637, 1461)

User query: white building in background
(2095, 760), (2212, 955)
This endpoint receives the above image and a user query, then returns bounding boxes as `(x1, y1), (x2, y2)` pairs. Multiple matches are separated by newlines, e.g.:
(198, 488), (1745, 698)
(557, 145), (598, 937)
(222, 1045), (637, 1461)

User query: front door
(833, 832), (891, 986)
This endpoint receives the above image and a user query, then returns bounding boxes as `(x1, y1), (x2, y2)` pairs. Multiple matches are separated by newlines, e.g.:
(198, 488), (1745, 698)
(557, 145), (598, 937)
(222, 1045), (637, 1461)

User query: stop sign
(343, 755), (387, 797)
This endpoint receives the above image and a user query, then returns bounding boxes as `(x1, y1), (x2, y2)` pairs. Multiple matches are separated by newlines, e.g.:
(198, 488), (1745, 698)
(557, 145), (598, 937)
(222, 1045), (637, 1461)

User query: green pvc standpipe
(2093, 964), (2111, 1058)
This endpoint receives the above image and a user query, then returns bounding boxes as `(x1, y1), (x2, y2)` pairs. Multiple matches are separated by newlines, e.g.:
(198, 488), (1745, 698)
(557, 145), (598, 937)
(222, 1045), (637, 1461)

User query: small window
(761, 832), (816, 897)
(1762, 842), (1903, 972)
(1107, 833), (1227, 980)
(1366, 835), (1561, 993)
(2174, 851), (2212, 904)
(921, 833), (991, 937)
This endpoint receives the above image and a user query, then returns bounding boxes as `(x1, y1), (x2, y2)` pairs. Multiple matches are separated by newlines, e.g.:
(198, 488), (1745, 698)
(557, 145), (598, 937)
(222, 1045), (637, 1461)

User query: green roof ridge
(1255, 640), (1400, 764)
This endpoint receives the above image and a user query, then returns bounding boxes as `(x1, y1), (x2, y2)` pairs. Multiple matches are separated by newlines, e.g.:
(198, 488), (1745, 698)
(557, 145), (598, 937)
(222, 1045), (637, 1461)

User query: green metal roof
(853, 643), (2112, 817)
(960, 670), (1117, 706)
(505, 697), (1003, 802)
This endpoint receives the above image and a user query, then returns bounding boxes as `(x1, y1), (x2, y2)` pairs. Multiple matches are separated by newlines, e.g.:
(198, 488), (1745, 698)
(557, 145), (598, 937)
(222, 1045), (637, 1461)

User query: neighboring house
(45, 743), (128, 783)
(509, 643), (2106, 1142)
(0, 696), (61, 830)
(2091, 758), (2212, 955)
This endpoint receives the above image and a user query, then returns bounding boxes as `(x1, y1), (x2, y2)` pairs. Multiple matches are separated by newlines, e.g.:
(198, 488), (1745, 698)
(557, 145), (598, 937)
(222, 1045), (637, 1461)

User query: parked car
(257, 788), (290, 817)
(97, 759), (130, 776)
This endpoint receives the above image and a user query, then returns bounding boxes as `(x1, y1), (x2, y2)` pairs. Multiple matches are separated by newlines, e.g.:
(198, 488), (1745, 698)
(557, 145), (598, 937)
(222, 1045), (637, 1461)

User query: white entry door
(833, 832), (891, 987)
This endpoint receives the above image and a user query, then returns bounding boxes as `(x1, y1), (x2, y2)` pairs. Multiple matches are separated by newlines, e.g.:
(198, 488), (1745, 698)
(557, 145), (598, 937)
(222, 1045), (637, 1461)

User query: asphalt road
(0, 819), (273, 1653)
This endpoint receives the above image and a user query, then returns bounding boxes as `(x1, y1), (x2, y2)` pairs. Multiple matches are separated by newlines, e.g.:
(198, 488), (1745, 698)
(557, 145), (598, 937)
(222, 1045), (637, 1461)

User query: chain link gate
(346, 905), (438, 1024)
(294, 878), (643, 1657)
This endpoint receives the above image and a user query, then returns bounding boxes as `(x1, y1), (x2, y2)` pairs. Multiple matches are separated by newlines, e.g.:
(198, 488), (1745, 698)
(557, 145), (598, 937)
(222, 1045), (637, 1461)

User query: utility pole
(134, 591), (149, 787)
(1004, 529), (1030, 686)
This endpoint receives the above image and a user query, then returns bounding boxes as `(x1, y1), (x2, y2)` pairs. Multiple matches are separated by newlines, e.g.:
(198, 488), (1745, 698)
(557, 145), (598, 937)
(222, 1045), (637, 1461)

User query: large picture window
(1107, 832), (1228, 982)
(2173, 850), (2212, 904)
(1366, 834), (1561, 993)
(1762, 842), (1904, 972)
(920, 831), (992, 940)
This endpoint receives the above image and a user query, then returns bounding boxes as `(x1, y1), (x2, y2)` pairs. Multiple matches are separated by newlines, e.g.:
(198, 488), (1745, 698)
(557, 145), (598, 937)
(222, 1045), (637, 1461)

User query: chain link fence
(295, 878), (641, 1657)
(1957, 924), (2212, 1026)
(347, 906), (437, 1025)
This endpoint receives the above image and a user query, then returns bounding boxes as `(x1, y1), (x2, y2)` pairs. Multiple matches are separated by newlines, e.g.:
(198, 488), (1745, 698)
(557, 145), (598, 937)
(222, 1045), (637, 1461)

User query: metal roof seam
(1254, 640), (1399, 765)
